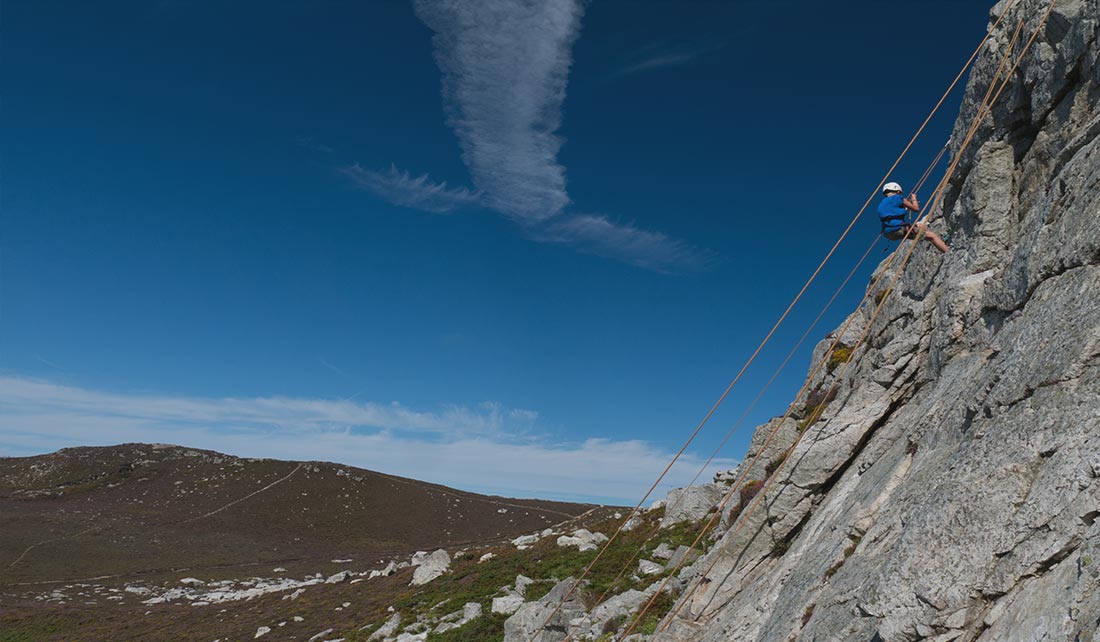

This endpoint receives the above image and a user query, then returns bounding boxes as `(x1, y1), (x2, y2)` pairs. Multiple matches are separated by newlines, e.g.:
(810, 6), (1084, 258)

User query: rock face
(655, 2), (1100, 641)
(504, 578), (586, 642)
(659, 484), (725, 527)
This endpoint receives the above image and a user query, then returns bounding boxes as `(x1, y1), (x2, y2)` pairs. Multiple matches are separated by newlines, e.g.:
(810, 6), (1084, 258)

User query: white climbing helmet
(883, 182), (903, 194)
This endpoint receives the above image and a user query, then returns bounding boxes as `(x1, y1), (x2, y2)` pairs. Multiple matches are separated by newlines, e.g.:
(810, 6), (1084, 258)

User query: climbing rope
(621, 7), (1053, 636)
(644, 14), (1037, 635)
(573, 133), (949, 629)
(562, 133), (945, 635)
(557, 235), (884, 642)
(913, 142), (950, 196)
(525, 3), (1029, 641)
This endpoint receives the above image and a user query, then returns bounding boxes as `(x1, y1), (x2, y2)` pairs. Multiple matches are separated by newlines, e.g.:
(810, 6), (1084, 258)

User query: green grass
(426, 613), (508, 642)
(634, 590), (678, 635)
(0, 616), (71, 642)
(653, 518), (709, 551)
(358, 510), (707, 641)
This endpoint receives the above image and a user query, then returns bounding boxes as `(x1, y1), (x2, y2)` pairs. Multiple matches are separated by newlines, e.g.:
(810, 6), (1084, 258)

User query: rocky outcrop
(655, 2), (1100, 640)
(504, 578), (587, 642)
(659, 484), (725, 527)
(410, 549), (451, 586)
(556, 529), (609, 552)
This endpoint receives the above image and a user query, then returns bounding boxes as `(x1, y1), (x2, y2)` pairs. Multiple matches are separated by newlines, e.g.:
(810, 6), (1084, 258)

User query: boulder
(492, 595), (525, 615)
(367, 613), (400, 641)
(665, 545), (700, 570)
(434, 602), (482, 634)
(660, 483), (725, 526)
(555, 529), (609, 552)
(638, 559), (664, 576)
(651, 542), (675, 560)
(410, 550), (451, 586)
(713, 469), (738, 484)
(503, 578), (586, 642)
(512, 534), (540, 547)
(586, 589), (650, 638)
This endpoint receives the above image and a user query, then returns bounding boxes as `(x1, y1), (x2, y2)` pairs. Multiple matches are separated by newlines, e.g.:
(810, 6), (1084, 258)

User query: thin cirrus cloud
(345, 0), (712, 273)
(0, 375), (736, 504)
(535, 214), (716, 273)
(616, 40), (725, 76)
(341, 164), (481, 214)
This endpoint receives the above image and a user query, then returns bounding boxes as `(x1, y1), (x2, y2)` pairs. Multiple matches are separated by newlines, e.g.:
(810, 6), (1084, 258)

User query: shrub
(797, 402), (829, 432)
(826, 344), (853, 372)
(635, 590), (678, 634)
(739, 480), (764, 507)
(523, 580), (555, 602)
(601, 613), (627, 636)
(764, 457), (785, 478)
(842, 535), (862, 559)
(804, 385), (837, 408)
(426, 613), (507, 642)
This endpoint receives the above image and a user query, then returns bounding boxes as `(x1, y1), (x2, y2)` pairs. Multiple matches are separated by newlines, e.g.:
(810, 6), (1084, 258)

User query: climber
(877, 182), (949, 253)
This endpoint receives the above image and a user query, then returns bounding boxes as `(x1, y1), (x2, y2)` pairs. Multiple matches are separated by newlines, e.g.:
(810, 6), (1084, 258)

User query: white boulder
(660, 483), (725, 527)
(410, 550), (451, 586)
(492, 595), (525, 615)
(555, 529), (609, 552)
(638, 559), (664, 576)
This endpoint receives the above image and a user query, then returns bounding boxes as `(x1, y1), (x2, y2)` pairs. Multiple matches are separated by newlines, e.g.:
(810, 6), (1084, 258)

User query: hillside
(1, 444), (673, 642)
(0, 443), (594, 585)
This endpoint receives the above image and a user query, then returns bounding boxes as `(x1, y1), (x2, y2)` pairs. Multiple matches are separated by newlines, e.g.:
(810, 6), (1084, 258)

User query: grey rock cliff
(656, 1), (1100, 641)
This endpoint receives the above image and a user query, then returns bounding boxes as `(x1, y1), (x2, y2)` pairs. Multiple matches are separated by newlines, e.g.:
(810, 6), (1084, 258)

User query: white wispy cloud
(413, 0), (583, 223)
(533, 214), (715, 274)
(0, 376), (736, 504)
(617, 41), (725, 76)
(342, 0), (716, 273)
(341, 164), (481, 214)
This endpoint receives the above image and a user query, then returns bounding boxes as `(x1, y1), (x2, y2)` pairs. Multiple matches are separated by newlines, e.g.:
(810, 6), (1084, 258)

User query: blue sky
(1, 0), (990, 503)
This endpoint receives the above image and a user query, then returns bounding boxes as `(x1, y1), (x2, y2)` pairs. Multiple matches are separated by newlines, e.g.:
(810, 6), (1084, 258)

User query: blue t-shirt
(877, 194), (908, 231)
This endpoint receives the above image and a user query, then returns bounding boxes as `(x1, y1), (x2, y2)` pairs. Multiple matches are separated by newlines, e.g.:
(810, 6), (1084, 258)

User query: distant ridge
(0, 443), (597, 585)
